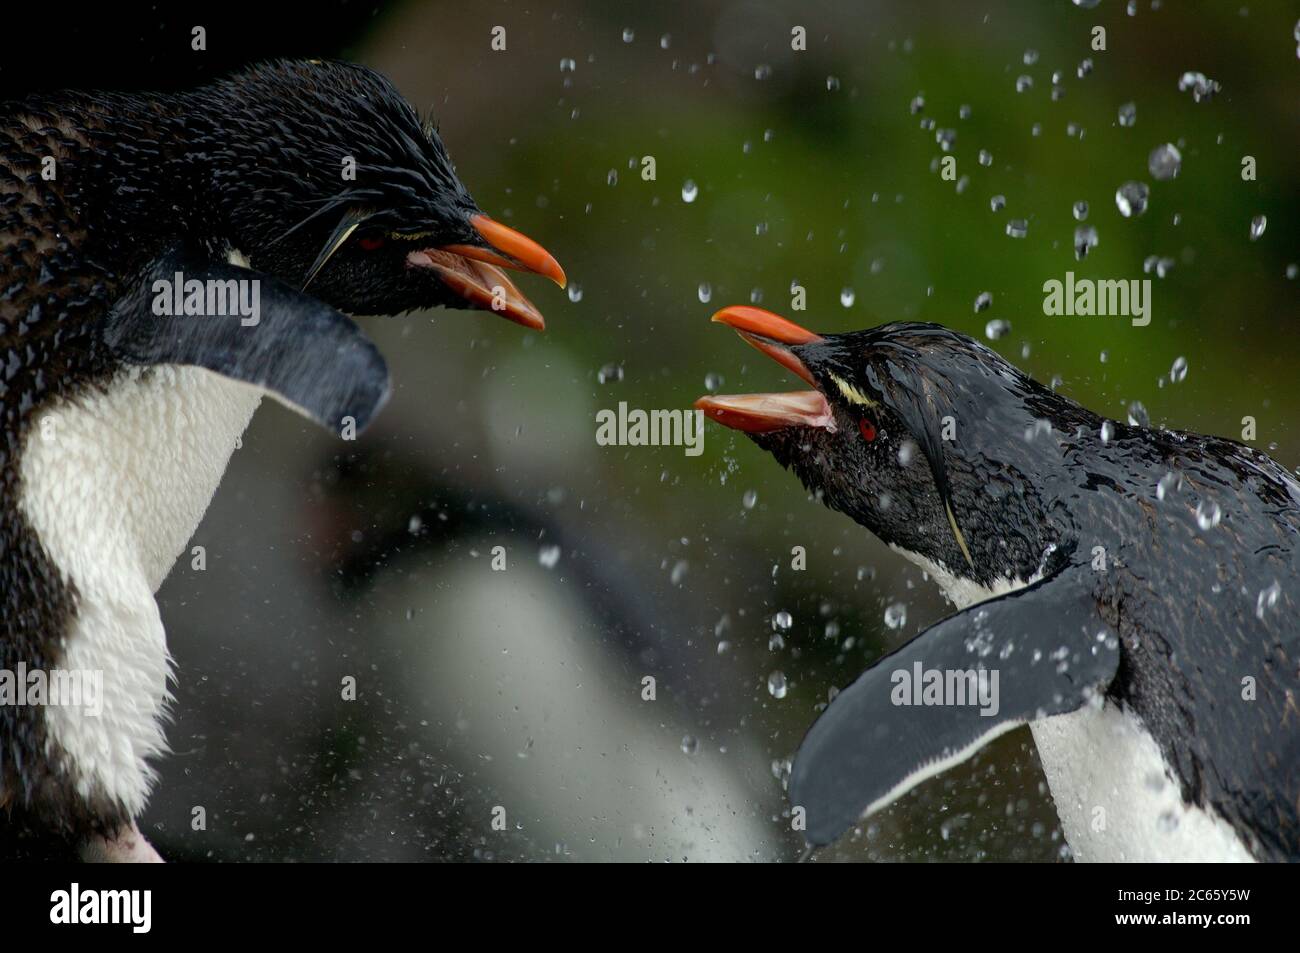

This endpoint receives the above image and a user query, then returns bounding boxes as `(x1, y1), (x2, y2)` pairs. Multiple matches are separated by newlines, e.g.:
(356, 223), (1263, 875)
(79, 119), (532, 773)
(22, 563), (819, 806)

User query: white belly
(1031, 707), (1254, 862)
(19, 364), (261, 816)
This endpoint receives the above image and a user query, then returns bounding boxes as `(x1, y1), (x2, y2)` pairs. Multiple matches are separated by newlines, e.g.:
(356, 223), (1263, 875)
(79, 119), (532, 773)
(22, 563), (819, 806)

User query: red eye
(358, 237), (385, 251)
(858, 418), (877, 441)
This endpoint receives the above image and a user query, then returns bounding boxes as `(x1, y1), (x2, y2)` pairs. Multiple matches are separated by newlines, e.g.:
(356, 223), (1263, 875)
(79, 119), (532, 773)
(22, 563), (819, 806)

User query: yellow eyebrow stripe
(828, 373), (879, 409)
(945, 501), (975, 569)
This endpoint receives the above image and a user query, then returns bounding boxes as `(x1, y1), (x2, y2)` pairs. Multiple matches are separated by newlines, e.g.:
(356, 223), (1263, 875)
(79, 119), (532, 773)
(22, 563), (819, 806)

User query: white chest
(23, 365), (262, 590)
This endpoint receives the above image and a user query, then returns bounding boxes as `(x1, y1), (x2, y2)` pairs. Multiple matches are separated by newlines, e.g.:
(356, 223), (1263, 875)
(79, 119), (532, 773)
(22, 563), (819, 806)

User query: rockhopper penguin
(697, 305), (1300, 862)
(0, 59), (565, 860)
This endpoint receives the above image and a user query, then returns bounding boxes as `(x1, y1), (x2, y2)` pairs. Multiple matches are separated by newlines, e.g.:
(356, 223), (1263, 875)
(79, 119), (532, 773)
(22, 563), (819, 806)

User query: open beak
(408, 214), (566, 331)
(695, 306), (836, 433)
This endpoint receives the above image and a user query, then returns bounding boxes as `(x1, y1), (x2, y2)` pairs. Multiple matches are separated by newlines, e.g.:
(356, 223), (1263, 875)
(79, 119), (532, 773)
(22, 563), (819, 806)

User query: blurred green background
(66, 0), (1296, 860)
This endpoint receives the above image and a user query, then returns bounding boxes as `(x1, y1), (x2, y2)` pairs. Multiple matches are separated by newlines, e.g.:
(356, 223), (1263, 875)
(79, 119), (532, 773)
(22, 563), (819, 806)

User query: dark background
(4, 0), (1297, 861)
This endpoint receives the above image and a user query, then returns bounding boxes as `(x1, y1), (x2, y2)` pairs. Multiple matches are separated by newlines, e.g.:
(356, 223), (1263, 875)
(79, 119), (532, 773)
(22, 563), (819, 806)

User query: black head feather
(182, 59), (502, 313)
(738, 322), (1080, 585)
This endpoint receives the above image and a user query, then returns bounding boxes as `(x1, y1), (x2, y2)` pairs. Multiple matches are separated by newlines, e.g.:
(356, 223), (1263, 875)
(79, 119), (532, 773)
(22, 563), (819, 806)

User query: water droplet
(978, 149), (993, 167)
(826, 75), (840, 92)
(606, 169), (618, 186)
(681, 180), (698, 203)
(1024, 418), (1052, 442)
(1015, 75), (1033, 93)
(1115, 181), (1150, 218)
(1006, 219), (1029, 238)
(773, 611), (793, 631)
(1256, 581), (1281, 619)
(1077, 58), (1094, 78)
(1143, 254), (1176, 278)
(936, 128), (956, 151)
(1156, 471), (1180, 501)
(697, 282), (712, 303)
(567, 284), (583, 302)
(985, 318), (1012, 340)
(754, 63), (772, 81)
(407, 515), (423, 535)
(1196, 499), (1222, 530)
(1074, 226), (1099, 260)
(1100, 350), (1109, 364)
(909, 94), (925, 114)
(840, 287), (856, 307)
(959, 103), (972, 119)
(1250, 215), (1267, 241)
(974, 291), (993, 312)
(1156, 811), (1180, 834)
(659, 33), (671, 50)
(742, 489), (758, 510)
(680, 734), (699, 755)
(768, 632), (785, 651)
(1127, 401), (1150, 427)
(1072, 0), (1101, 7)
(1148, 143), (1181, 180)
(1178, 70), (1220, 102)
(597, 363), (623, 384)
(559, 58), (576, 73)
(897, 440), (917, 466)
(990, 194), (1006, 212)
(1100, 421), (1114, 443)
(884, 603), (908, 630)
(1073, 200), (1089, 221)
(1023, 49), (1039, 65)
(767, 670), (789, 699)
(538, 544), (561, 568)
(1170, 356), (1188, 383)
(622, 27), (634, 43)
(704, 371), (723, 392)
(1117, 102), (1137, 127)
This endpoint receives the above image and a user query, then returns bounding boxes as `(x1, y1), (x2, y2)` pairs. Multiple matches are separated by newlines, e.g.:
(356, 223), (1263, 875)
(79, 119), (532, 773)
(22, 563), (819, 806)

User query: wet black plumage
(0, 59), (559, 850)
(702, 313), (1300, 860)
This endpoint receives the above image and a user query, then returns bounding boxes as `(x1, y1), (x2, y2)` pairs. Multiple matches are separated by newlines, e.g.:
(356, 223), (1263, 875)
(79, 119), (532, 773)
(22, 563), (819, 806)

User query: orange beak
(441, 214), (567, 289)
(410, 214), (565, 331)
(695, 306), (836, 433)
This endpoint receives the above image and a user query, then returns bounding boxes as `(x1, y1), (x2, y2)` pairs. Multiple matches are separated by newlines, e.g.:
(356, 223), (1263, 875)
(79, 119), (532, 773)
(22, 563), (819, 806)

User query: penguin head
(196, 59), (565, 328)
(697, 306), (1080, 583)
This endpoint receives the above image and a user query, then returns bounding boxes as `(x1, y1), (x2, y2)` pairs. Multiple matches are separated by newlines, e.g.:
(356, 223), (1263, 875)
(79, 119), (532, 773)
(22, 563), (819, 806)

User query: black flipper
(102, 244), (390, 434)
(789, 565), (1120, 846)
